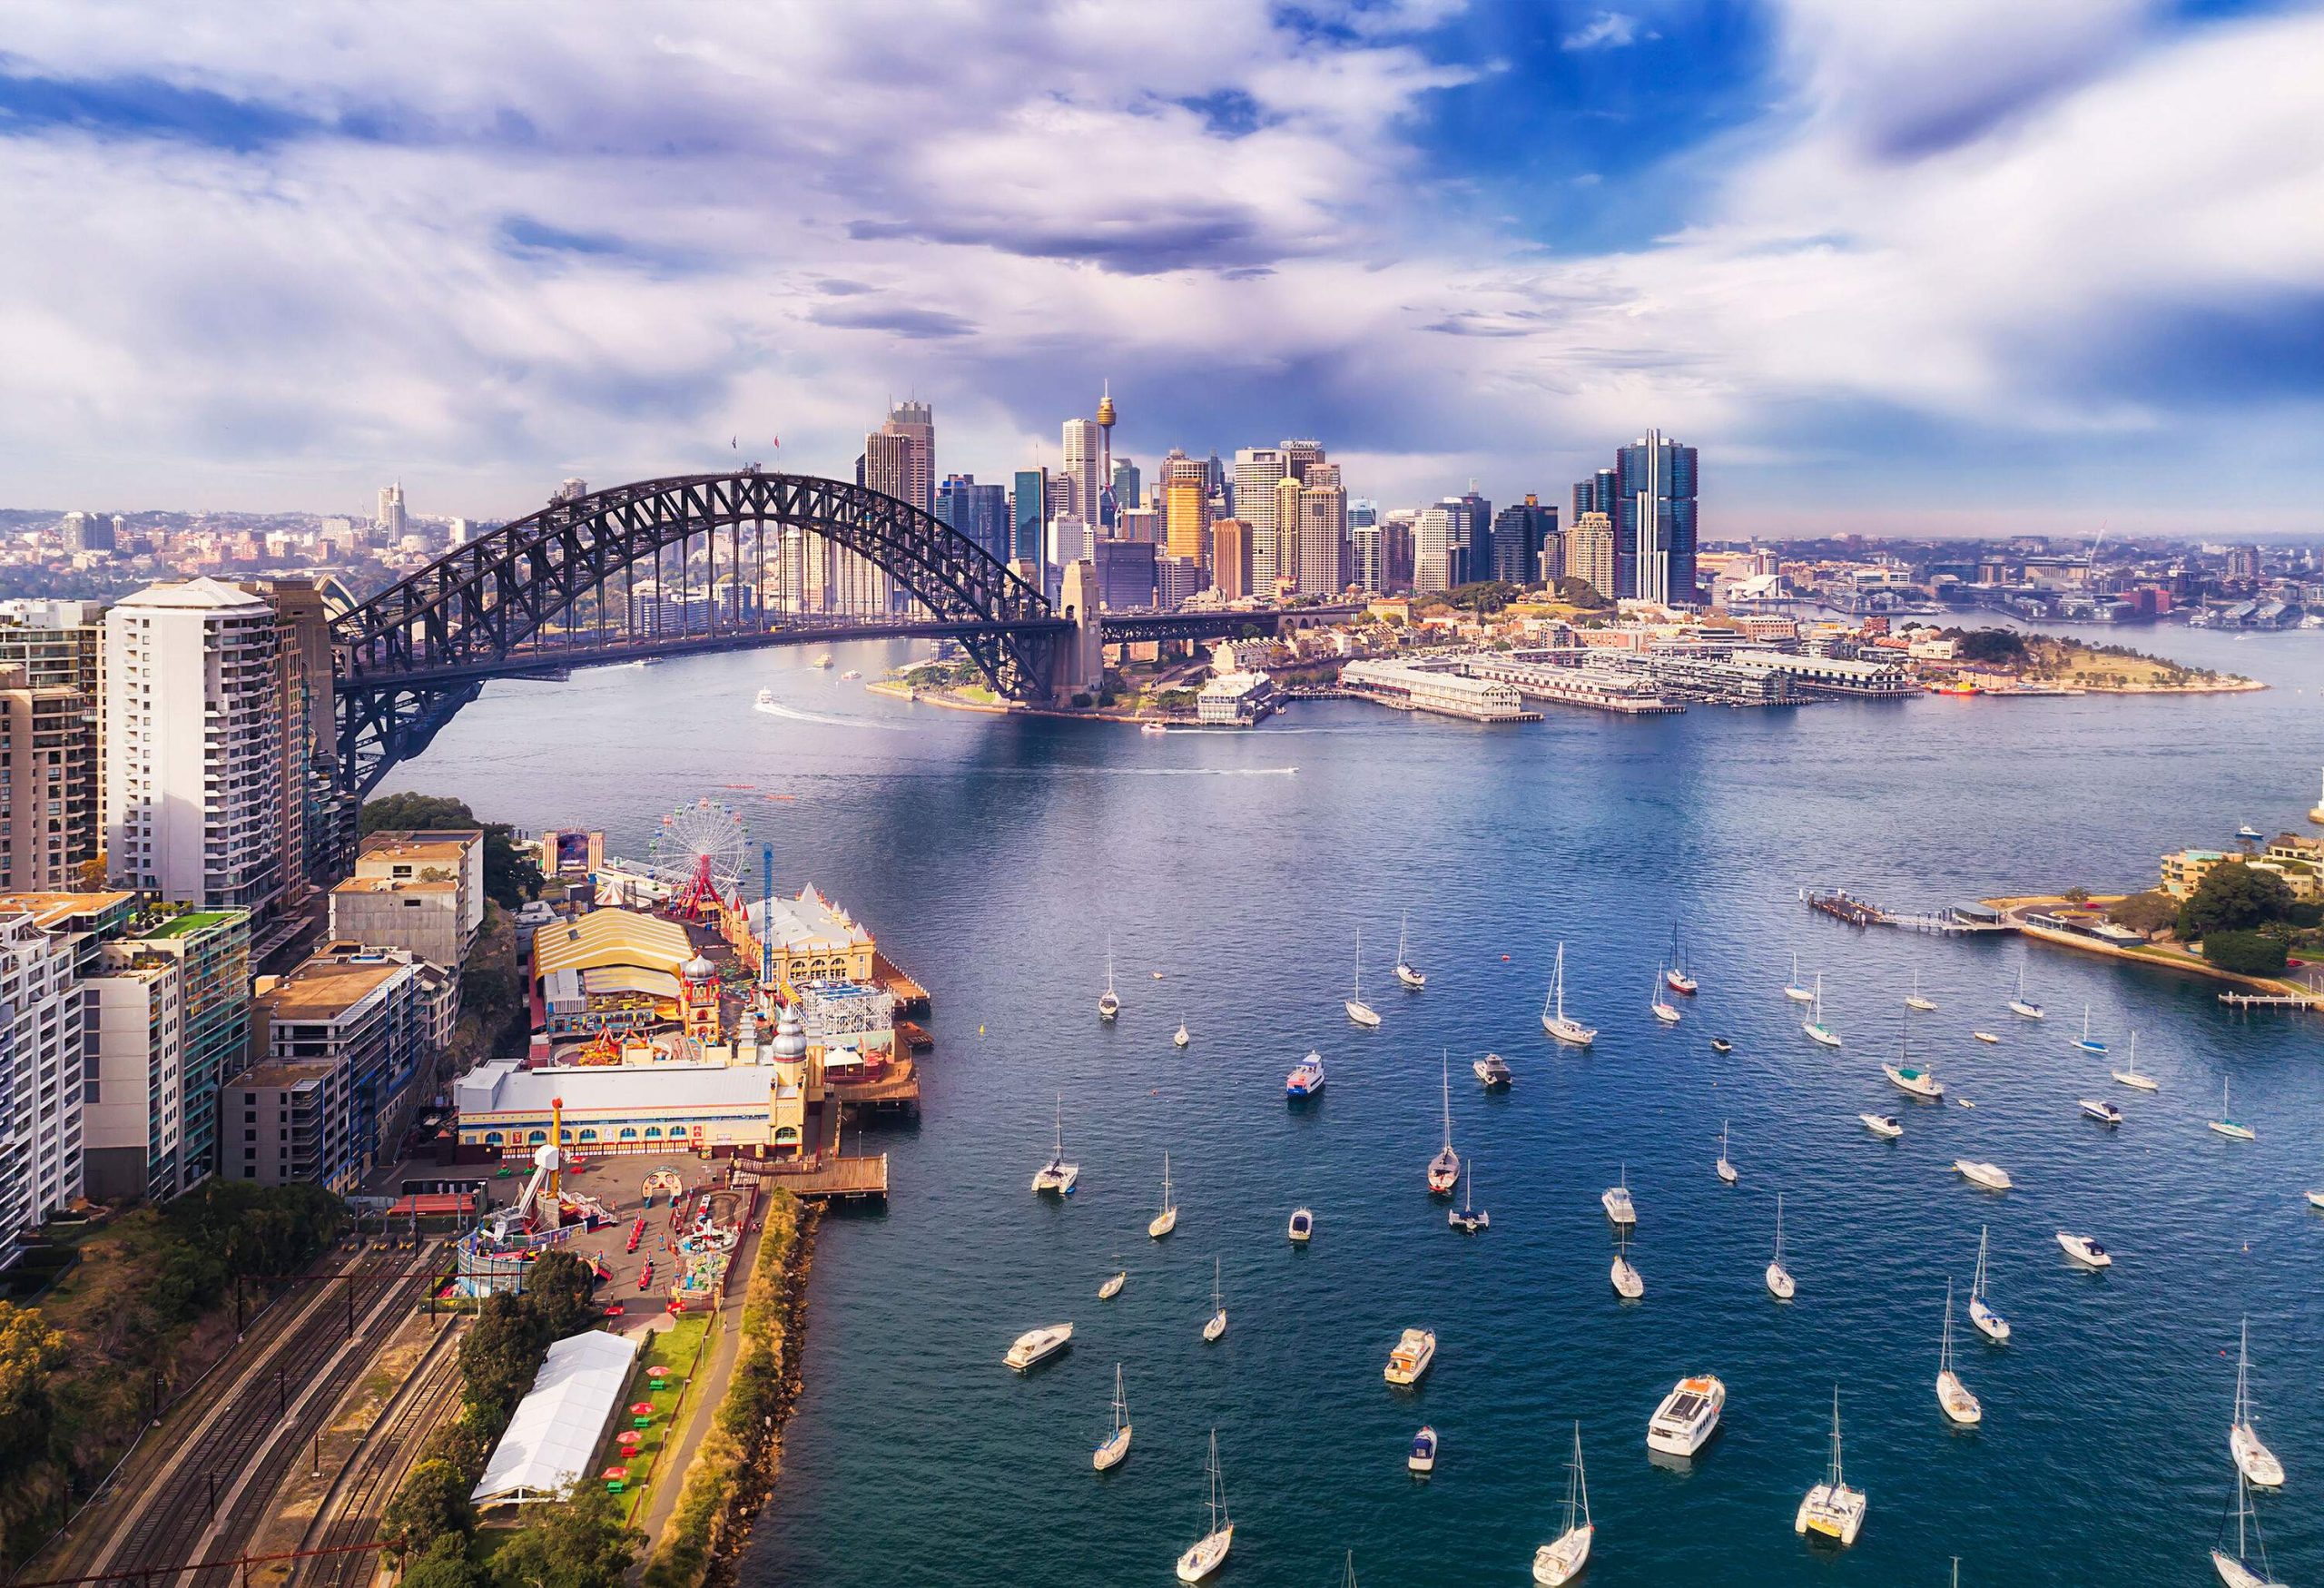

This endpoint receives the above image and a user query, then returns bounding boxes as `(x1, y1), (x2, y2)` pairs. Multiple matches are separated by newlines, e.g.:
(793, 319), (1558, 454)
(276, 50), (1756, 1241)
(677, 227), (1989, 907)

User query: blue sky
(1, 0), (2320, 534)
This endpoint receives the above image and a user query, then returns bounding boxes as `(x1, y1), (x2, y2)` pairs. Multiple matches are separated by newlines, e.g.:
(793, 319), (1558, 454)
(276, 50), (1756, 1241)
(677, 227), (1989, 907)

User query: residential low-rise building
(356, 830), (484, 952)
(330, 874), (464, 968)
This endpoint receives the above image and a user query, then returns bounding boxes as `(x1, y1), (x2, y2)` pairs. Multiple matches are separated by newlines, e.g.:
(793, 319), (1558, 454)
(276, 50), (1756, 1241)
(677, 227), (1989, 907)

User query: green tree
(458, 1293), (546, 1426)
(489, 1486), (641, 1588)
(2201, 930), (2289, 977)
(400, 1534), (488, 1588)
(360, 793), (543, 910)
(525, 1250), (601, 1344)
(0, 1302), (64, 1476)
(1553, 577), (1606, 609)
(2106, 890), (2178, 936)
(2178, 862), (2296, 940)
(1951, 628), (2028, 665)
(382, 1458), (478, 1553)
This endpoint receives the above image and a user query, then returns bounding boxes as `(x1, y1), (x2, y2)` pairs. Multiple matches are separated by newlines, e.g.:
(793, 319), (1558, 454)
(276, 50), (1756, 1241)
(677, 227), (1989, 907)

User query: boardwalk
(742, 1153), (890, 1203)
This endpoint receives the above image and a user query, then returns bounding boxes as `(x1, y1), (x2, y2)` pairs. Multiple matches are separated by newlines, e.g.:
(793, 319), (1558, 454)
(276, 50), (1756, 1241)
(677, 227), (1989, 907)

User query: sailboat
(1717, 1120), (1738, 1185)
(1794, 1387), (1867, 1546)
(1200, 1256), (1226, 1342)
(1610, 1232), (1644, 1299)
(1174, 1020), (1191, 1049)
(1148, 1155), (1178, 1238)
(1099, 1258), (1127, 1301)
(2212, 1469), (2286, 1588)
(1650, 964), (1683, 1025)
(1968, 1225), (2009, 1343)
(1531, 1423), (1594, 1585)
(1030, 1097), (1079, 1194)
(1427, 1052), (1462, 1194)
(1936, 1279), (1983, 1425)
(1395, 912), (1426, 990)
(2074, 1004), (2108, 1054)
(1093, 1364), (1132, 1471)
(2230, 1319), (2286, 1488)
(1098, 938), (1121, 1022)
(1785, 950), (1816, 1003)
(1905, 969), (1937, 1012)
(2209, 1079), (2257, 1140)
(1666, 925), (1698, 995)
(1766, 1192), (1797, 1298)
(1174, 1429), (1233, 1582)
(1802, 973), (1841, 1048)
(1883, 1010), (1942, 1099)
(1541, 942), (1596, 1046)
(2112, 1030), (2160, 1091)
(1346, 930), (1382, 1028)
(1449, 1161), (1489, 1232)
(2007, 965), (2043, 1020)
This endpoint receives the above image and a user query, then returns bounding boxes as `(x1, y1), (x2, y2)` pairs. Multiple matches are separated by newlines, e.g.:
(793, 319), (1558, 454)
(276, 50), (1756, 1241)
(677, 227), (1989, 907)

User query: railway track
(292, 1317), (468, 1588)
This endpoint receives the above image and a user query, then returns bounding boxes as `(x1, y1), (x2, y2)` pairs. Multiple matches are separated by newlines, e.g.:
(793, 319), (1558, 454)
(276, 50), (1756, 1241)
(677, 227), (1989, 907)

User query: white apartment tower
(1232, 448), (1290, 590)
(1060, 418), (1104, 531)
(104, 578), (287, 911)
(376, 481), (407, 539)
(0, 911), (84, 1259)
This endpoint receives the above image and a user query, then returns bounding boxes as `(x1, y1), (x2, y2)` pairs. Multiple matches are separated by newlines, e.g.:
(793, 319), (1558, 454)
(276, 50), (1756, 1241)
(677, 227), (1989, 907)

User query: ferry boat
(1600, 1167), (1637, 1227)
(1859, 1112), (1904, 1139)
(1473, 1051), (1512, 1089)
(1094, 1365), (1132, 1472)
(2080, 1097), (2123, 1124)
(1795, 1389), (1867, 1547)
(2230, 1320), (2285, 1489)
(1030, 1097), (1079, 1195)
(1005, 1322), (1073, 1372)
(1541, 942), (1596, 1046)
(2056, 1230), (2111, 1267)
(1531, 1425), (1593, 1586)
(1285, 1050), (1326, 1100)
(1408, 1425), (1439, 1475)
(1384, 1327), (1437, 1386)
(1645, 1375), (1726, 1456)
(1955, 1159), (2013, 1192)
(1968, 1226), (2009, 1343)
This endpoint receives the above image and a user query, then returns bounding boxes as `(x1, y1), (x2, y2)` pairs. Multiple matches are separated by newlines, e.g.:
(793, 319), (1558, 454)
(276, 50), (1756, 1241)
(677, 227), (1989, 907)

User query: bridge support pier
(1045, 559), (1106, 702)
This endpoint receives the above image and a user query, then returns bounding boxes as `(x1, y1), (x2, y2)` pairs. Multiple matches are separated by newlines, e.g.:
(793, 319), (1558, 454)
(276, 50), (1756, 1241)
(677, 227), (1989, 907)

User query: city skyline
(3, 3), (2322, 532)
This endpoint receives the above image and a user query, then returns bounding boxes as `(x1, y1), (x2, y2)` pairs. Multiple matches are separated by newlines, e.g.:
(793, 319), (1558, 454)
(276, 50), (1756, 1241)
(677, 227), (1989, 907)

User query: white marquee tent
(471, 1329), (642, 1509)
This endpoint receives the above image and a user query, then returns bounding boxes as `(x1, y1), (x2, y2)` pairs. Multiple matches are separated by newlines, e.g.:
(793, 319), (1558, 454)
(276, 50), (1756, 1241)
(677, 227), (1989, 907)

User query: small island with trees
(1937, 627), (2260, 695)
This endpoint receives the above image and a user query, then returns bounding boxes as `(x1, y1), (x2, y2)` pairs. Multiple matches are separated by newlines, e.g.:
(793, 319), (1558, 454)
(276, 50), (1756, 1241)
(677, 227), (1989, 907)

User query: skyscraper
(1061, 417), (1105, 529)
(376, 482), (407, 540)
(1211, 518), (1251, 600)
(1232, 448), (1290, 589)
(1565, 511), (1615, 597)
(1491, 496), (1557, 586)
(1273, 475), (1303, 594)
(1571, 468), (1616, 527)
(1616, 430), (1699, 604)
(1295, 463), (1347, 597)
(1110, 459), (1141, 523)
(937, 474), (1011, 564)
(1415, 506), (1454, 594)
(1010, 469), (1049, 568)
(1161, 449), (1211, 573)
(869, 399), (936, 515)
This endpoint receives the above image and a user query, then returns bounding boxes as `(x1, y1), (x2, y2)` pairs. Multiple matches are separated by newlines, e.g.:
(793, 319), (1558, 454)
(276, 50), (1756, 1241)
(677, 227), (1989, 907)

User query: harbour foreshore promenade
(1982, 893), (2323, 1007)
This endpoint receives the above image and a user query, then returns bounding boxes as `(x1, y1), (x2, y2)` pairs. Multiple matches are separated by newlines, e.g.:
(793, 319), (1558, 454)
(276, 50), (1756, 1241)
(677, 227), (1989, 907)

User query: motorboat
(1200, 1257), (1226, 1341)
(1541, 942), (1596, 1046)
(1394, 912), (1426, 990)
(1004, 1322), (1073, 1372)
(1717, 1120), (1738, 1185)
(1935, 1280), (1982, 1426)
(1532, 1424), (1593, 1586)
(2056, 1230), (2112, 1267)
(1449, 1162), (1489, 1233)
(753, 687), (775, 708)
(1955, 1160), (2013, 1191)
(1859, 1112), (1904, 1139)
(1174, 1431), (1233, 1583)
(1665, 924), (1699, 994)
(1408, 1425), (1439, 1475)
(1098, 939), (1121, 1022)
(1345, 928), (1383, 1028)
(2238, 823), (2265, 841)
(2308, 1189), (2324, 1210)
(1384, 1327), (1437, 1386)
(839, 668), (861, 680)
(1140, 720), (1168, 735)
(1710, 1037), (1734, 1054)
(1285, 1050), (1326, 1100)
(1174, 1022), (1190, 1049)
(1288, 1206), (1314, 1244)
(1886, 1063), (1944, 1100)
(1473, 1051), (1512, 1089)
(1801, 974), (1841, 1049)
(1031, 1097), (1080, 1195)
(2112, 1030), (2159, 1091)
(1650, 965), (1683, 1025)
(1600, 1167), (1637, 1227)
(2209, 1079), (2256, 1140)
(1767, 1193), (1796, 1299)
(1610, 1244), (1644, 1299)
(1972, 1030), (2001, 1044)
(1427, 1053), (1461, 1194)
(2074, 1004), (2108, 1055)
(811, 653), (834, 668)
(2230, 1319), (2286, 1488)
(1784, 951), (1815, 1003)
(1646, 1374), (1727, 1456)
(1794, 1388), (1867, 1547)
(2080, 1098), (2123, 1124)
(2213, 1469), (2286, 1588)
(2007, 965), (2043, 1021)
(1094, 1364), (1133, 1472)
(1098, 1268), (1127, 1301)
(1905, 970), (1937, 1012)
(1148, 1155), (1178, 1238)
(1968, 1226), (2009, 1343)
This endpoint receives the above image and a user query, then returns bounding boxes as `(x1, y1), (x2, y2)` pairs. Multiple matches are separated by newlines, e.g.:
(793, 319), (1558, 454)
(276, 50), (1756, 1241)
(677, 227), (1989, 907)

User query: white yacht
(1287, 1206), (1314, 1244)
(2055, 1230), (2112, 1267)
(1795, 1388), (1867, 1547)
(1408, 1425), (1439, 1475)
(1935, 1280), (1982, 1426)
(1665, 925), (1699, 995)
(2308, 1189), (2324, 1211)
(1717, 1120), (1738, 1186)
(2209, 1079), (2257, 1140)
(1541, 942), (1597, 1046)
(1650, 964), (1683, 1025)
(1886, 1061), (1944, 1100)
(2074, 1003), (2108, 1055)
(1093, 1364), (1132, 1471)
(1200, 1257), (1226, 1342)
(1767, 1193), (1796, 1299)
(1610, 1239), (1644, 1300)
(2213, 1469), (2287, 1588)
(1801, 974), (1841, 1049)
(1600, 1166), (1637, 1226)
(1384, 1327), (1437, 1386)
(1098, 1267), (1127, 1301)
(2080, 1097), (2123, 1124)
(1646, 1374), (1727, 1456)
(2007, 965), (2044, 1020)
(1098, 939), (1121, 1022)
(1394, 912), (1426, 990)
(1031, 1097), (1080, 1195)
(1967, 1226), (2009, 1343)
(1175, 1430), (1233, 1583)
(1972, 1030), (2001, 1044)
(1449, 1162), (1489, 1233)
(1784, 950), (1815, 1003)
(1345, 930), (1382, 1029)
(1532, 1424), (1594, 1586)
(2112, 1030), (2159, 1091)
(1473, 1051), (1513, 1089)
(1905, 970), (1937, 1012)
(1955, 1159), (2013, 1191)
(1148, 1155), (1178, 1238)
(811, 652), (834, 668)
(1174, 1021), (1190, 1049)
(1428, 1053), (1462, 1194)
(1004, 1322), (1073, 1372)
(1859, 1112), (1904, 1139)
(1285, 1050), (1326, 1100)
(2230, 1319), (2286, 1488)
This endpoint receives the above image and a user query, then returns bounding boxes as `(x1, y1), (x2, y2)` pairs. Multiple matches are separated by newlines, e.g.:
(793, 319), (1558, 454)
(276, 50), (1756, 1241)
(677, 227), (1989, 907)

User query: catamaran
(1795, 1387), (1867, 1546)
(1936, 1279), (1982, 1426)
(1785, 951), (1815, 1003)
(1666, 925), (1698, 995)
(1717, 1120), (1738, 1185)
(2007, 965), (2043, 1020)
(1882, 1010), (1941, 1099)
(1542, 942), (1596, 1046)
(1968, 1225), (2009, 1343)
(1449, 1161), (1489, 1233)
(2209, 1079), (2257, 1140)
(2230, 1319), (2286, 1488)
(2112, 1030), (2159, 1091)
(1650, 965), (1683, 1025)
(1031, 1096), (1079, 1195)
(1427, 1052), (1461, 1194)
(1148, 1155), (1178, 1238)
(1174, 1430), (1233, 1582)
(1905, 970), (1937, 1012)
(1093, 1364), (1132, 1471)
(1395, 912), (1426, 990)
(1346, 931), (1382, 1028)
(1802, 973), (1841, 1048)
(2074, 1004), (2108, 1054)
(1200, 1256), (1226, 1341)
(1098, 938), (1121, 1022)
(1285, 1049), (1326, 1100)
(1767, 1192), (1796, 1299)
(1473, 1050), (1512, 1089)
(1532, 1423), (1594, 1586)
(2212, 1468), (2286, 1588)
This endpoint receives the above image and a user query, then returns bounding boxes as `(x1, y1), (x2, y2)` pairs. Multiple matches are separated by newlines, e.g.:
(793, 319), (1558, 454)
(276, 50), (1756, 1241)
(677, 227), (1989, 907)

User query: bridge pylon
(1047, 559), (1107, 702)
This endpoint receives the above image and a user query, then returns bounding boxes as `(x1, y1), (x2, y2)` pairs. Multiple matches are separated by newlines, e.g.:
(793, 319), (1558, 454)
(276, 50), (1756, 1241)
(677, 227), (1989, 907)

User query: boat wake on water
(752, 697), (910, 731)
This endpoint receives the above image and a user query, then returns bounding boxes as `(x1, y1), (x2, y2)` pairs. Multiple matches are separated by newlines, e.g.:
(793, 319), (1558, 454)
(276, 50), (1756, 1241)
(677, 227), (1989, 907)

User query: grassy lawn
(603, 1314), (714, 1521)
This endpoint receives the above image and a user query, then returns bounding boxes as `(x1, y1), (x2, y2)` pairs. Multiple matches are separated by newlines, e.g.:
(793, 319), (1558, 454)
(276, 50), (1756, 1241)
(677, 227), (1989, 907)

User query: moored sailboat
(1767, 1192), (1796, 1299)
(1905, 969), (1937, 1012)
(1031, 1096), (1080, 1194)
(2007, 964), (2043, 1021)
(2075, 1003), (2108, 1055)
(2211, 1468), (2286, 1588)
(1395, 911), (1426, 990)
(1449, 1161), (1489, 1232)
(1148, 1154), (1178, 1238)
(1666, 925), (1698, 995)
(1531, 1423), (1594, 1585)
(1093, 1364), (1132, 1471)
(2230, 1318), (2286, 1488)
(1802, 973), (1841, 1048)
(1935, 1279), (1982, 1425)
(1345, 930), (1382, 1028)
(1650, 964), (1683, 1025)
(2112, 1030), (2160, 1091)
(1098, 938), (1121, 1022)
(1542, 942), (1597, 1046)
(2209, 1079), (2256, 1140)
(1200, 1256), (1226, 1341)
(1427, 1051), (1461, 1193)
(1785, 950), (1815, 1003)
(1968, 1225), (2009, 1343)
(1717, 1120), (1738, 1185)
(1174, 1430), (1234, 1583)
(1794, 1387), (1867, 1546)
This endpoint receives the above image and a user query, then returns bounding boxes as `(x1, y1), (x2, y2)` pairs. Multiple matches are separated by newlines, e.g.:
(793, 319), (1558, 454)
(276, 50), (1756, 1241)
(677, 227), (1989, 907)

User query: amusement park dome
(681, 953), (718, 981)
(772, 1006), (808, 1061)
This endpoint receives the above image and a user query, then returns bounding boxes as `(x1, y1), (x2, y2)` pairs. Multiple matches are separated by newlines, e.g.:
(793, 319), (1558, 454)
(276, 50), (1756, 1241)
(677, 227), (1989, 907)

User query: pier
(1459, 656), (1682, 715)
(1802, 889), (2014, 934)
(2219, 991), (2321, 1010)
(738, 1152), (891, 1204)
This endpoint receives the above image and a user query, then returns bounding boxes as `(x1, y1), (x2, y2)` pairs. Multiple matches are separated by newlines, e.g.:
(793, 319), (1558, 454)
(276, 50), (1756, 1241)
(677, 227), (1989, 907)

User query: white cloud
(1561, 11), (1639, 51)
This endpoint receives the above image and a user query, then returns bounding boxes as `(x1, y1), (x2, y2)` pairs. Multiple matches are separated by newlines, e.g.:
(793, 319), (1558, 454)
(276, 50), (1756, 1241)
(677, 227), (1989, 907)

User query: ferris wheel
(648, 796), (750, 917)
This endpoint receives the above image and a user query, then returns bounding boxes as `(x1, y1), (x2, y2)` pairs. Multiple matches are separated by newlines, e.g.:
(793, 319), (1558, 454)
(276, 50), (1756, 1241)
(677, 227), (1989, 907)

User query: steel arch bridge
(330, 469), (1062, 795)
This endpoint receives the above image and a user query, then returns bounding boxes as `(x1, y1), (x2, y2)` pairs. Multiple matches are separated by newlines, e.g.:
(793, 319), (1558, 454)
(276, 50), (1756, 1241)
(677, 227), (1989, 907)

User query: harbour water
(382, 623), (2324, 1585)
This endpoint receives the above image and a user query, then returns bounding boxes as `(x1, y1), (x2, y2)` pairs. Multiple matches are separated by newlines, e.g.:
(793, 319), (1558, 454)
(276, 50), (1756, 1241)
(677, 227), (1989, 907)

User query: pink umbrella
(630, 1402), (656, 1416)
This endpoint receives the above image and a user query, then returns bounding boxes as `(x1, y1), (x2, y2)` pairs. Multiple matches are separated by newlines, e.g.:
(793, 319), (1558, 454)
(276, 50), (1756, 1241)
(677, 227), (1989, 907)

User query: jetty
(2219, 991), (2320, 1010)
(737, 1152), (891, 1204)
(1802, 889), (2013, 935)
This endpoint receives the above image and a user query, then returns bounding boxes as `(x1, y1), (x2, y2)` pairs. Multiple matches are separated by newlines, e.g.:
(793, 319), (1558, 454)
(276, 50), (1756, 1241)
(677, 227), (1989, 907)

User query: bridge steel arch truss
(332, 471), (1056, 795)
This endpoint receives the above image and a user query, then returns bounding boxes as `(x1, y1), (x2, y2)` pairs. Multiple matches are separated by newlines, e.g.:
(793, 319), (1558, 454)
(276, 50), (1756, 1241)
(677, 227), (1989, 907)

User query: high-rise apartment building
(1010, 469), (1049, 568)
(0, 667), (90, 891)
(936, 474), (1011, 564)
(1415, 506), (1454, 595)
(1295, 464), (1348, 597)
(1616, 429), (1699, 604)
(1565, 511), (1616, 597)
(61, 511), (117, 554)
(1060, 418), (1105, 529)
(1161, 450), (1211, 573)
(0, 600), (102, 883)
(1232, 448), (1290, 590)
(103, 579), (287, 912)
(1572, 468), (1616, 527)
(376, 482), (407, 540)
(1211, 519), (1251, 601)
(1273, 476), (1303, 593)
(1347, 501), (1384, 595)
(0, 908), (85, 1259)
(1383, 514), (1417, 592)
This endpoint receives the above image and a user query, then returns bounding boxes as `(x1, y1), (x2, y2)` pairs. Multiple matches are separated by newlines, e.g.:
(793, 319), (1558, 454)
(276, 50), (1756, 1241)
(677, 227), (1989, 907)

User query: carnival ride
(648, 797), (751, 919)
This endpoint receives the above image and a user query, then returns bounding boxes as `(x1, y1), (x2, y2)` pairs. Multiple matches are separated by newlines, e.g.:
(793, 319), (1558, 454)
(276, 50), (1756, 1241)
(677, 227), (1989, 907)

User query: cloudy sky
(3, 0), (2320, 535)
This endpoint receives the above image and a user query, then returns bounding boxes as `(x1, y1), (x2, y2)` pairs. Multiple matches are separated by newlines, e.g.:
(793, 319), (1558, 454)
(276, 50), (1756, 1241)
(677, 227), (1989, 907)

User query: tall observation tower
(1096, 381), (1118, 530)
